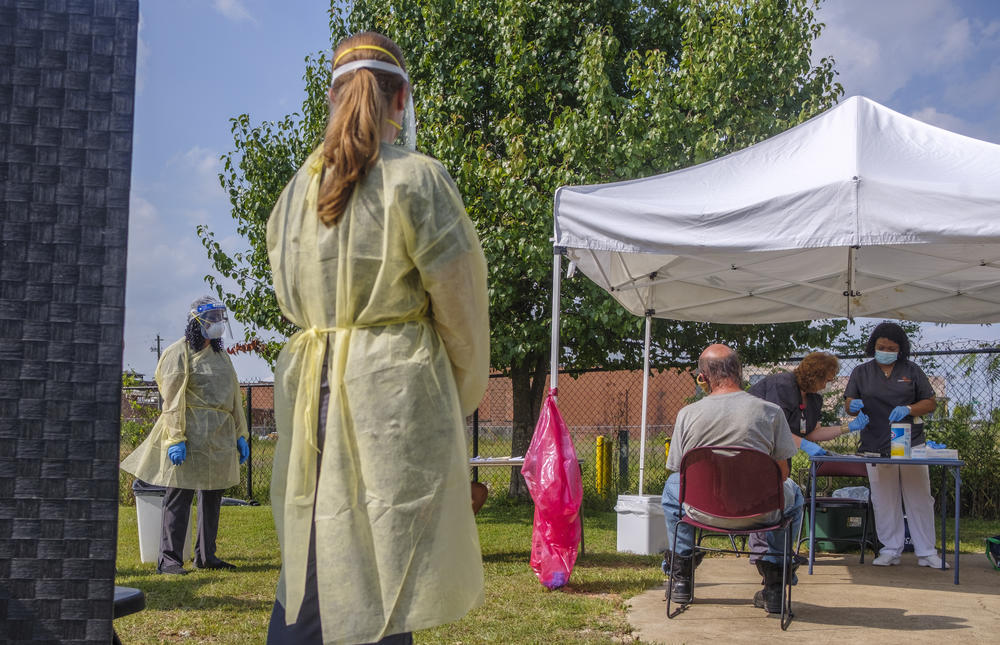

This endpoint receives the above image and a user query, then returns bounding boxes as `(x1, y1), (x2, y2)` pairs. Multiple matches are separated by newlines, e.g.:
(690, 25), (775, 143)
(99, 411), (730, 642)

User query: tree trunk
(508, 354), (549, 499)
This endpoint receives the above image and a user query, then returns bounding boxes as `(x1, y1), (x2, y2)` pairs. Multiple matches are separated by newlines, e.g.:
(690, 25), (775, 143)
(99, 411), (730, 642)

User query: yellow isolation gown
(267, 143), (490, 644)
(121, 339), (248, 491)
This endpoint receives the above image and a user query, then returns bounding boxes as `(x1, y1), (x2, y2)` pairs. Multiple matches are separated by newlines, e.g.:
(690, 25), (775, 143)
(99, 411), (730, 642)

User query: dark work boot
(667, 553), (694, 604)
(753, 560), (784, 614)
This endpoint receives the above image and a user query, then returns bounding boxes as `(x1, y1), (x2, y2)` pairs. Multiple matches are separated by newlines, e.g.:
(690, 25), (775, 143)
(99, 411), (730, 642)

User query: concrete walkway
(628, 553), (1000, 644)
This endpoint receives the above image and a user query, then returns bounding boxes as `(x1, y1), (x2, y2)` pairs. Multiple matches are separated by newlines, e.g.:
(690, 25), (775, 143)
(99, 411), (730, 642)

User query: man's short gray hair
(698, 349), (742, 386)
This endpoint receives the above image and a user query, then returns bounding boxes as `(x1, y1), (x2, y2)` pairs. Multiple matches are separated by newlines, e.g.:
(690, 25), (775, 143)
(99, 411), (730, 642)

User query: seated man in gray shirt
(663, 344), (802, 614)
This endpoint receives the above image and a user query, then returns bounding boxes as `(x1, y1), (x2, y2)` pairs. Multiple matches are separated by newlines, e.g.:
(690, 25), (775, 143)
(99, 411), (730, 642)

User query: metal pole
(472, 409), (479, 483)
(550, 246), (563, 396)
(637, 313), (652, 495)
(245, 384), (253, 500)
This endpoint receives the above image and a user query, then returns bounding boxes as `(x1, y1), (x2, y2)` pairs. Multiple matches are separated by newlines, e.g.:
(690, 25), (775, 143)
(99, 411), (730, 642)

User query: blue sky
(123, 0), (1000, 381)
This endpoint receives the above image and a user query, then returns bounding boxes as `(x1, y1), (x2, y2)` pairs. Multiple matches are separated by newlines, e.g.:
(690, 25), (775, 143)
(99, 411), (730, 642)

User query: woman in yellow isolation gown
(265, 32), (490, 645)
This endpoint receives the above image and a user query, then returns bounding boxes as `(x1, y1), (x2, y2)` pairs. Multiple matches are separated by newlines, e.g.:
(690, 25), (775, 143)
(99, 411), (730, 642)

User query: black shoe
(669, 576), (692, 604)
(156, 563), (189, 575)
(753, 588), (782, 614)
(195, 557), (236, 570)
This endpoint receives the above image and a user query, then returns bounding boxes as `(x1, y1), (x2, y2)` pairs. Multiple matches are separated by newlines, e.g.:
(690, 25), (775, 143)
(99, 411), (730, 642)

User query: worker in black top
(746, 351), (852, 589)
(748, 352), (847, 460)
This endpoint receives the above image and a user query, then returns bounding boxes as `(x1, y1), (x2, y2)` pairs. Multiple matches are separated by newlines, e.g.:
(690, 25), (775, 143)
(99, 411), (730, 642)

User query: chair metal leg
(859, 501), (871, 564)
(666, 523), (688, 618)
(781, 525), (794, 631)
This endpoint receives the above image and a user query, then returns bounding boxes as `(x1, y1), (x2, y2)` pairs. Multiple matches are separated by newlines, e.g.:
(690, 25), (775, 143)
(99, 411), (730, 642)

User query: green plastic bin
(807, 506), (869, 553)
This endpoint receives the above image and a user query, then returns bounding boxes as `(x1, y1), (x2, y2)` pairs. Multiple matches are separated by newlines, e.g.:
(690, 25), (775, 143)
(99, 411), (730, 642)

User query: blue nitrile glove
(848, 399), (865, 414)
(237, 436), (249, 465)
(847, 411), (869, 433)
(800, 438), (826, 457)
(889, 405), (910, 422)
(167, 441), (186, 465)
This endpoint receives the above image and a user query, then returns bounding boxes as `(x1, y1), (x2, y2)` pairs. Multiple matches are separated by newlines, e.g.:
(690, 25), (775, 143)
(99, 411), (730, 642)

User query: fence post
(617, 429), (629, 494)
(245, 384), (253, 500)
(472, 409), (479, 483)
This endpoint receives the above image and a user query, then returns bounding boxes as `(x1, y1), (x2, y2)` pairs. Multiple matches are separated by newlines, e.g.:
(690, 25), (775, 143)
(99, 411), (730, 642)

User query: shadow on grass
(576, 552), (661, 569)
(116, 562), (279, 577)
(482, 550), (531, 564)
(113, 574), (275, 612)
(564, 574), (664, 595)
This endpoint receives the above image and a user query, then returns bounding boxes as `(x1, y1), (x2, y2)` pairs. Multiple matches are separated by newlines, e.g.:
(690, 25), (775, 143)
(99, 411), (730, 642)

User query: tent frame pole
(637, 312), (652, 496)
(550, 246), (564, 397)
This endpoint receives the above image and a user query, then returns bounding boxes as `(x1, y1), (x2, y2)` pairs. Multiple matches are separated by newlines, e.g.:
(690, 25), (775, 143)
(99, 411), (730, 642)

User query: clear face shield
(191, 301), (233, 340)
(330, 58), (416, 151)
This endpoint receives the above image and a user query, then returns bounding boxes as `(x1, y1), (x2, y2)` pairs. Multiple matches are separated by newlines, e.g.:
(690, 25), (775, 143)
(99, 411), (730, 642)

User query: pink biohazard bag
(521, 390), (583, 589)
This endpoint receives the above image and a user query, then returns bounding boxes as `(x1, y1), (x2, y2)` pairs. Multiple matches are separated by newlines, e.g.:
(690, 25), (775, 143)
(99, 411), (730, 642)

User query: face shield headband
(189, 301), (233, 340)
(330, 58), (417, 151)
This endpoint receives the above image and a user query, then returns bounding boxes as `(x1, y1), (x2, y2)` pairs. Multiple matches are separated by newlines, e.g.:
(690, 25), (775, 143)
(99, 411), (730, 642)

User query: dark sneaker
(156, 563), (189, 575)
(195, 558), (236, 570)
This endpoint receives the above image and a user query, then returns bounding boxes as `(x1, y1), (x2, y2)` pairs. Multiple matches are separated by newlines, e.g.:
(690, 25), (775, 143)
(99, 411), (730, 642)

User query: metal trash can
(132, 480), (192, 564)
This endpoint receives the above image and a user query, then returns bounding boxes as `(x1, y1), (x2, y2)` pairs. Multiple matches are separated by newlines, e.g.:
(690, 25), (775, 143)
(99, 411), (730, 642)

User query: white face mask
(201, 321), (226, 340)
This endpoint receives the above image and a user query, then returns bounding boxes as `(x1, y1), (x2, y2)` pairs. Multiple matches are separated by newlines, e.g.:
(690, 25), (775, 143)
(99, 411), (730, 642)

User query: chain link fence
(120, 345), (1000, 518)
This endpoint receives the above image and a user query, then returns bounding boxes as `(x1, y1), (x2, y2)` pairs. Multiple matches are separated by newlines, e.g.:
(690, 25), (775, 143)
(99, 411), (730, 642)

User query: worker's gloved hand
(800, 438), (826, 457)
(237, 436), (249, 465)
(848, 399), (865, 414)
(889, 405), (910, 422)
(167, 442), (186, 466)
(847, 411), (869, 433)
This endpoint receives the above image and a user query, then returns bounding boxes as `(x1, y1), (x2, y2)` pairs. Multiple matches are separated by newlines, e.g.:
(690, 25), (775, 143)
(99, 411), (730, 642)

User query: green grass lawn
(114, 501), (1000, 644)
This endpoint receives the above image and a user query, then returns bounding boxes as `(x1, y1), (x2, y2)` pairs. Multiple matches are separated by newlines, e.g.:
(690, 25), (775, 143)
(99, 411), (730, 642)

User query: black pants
(159, 487), (224, 569)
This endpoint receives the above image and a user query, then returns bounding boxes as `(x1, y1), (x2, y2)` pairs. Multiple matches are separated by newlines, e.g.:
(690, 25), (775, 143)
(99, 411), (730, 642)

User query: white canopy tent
(549, 96), (1000, 494)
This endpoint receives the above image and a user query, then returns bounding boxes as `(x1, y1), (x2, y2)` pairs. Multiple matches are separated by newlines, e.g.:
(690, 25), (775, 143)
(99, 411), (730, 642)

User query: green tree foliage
(200, 0), (846, 497)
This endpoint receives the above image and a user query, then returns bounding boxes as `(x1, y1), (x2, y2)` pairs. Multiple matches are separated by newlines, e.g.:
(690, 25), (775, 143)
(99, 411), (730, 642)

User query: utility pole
(150, 334), (163, 410)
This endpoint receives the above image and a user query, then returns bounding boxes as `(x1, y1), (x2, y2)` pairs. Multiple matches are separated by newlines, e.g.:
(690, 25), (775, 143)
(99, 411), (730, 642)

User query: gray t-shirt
(667, 391), (797, 472)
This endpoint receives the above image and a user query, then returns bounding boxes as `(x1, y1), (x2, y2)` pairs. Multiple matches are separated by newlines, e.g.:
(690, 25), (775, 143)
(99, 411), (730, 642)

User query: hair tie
(334, 44), (402, 68)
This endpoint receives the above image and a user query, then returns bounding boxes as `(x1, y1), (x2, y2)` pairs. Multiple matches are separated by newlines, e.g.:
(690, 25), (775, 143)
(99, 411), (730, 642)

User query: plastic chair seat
(113, 586), (146, 645)
(113, 586), (145, 619)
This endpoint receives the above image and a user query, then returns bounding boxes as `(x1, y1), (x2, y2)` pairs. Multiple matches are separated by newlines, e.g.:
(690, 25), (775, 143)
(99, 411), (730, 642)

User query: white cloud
(936, 18), (973, 65)
(136, 11), (150, 93)
(813, 0), (1000, 145)
(165, 146), (226, 209)
(814, 0), (980, 101)
(213, 0), (257, 25)
(909, 106), (971, 134)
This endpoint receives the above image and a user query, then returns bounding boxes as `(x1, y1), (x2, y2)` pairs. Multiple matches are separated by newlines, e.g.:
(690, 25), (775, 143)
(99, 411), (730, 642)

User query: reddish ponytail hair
(318, 32), (407, 227)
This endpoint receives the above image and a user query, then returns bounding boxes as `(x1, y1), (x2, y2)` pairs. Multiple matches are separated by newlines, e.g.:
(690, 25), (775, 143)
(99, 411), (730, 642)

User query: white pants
(866, 463), (938, 557)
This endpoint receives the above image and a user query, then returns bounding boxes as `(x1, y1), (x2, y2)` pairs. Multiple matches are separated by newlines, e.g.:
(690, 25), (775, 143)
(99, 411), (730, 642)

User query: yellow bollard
(596, 436), (605, 496)
(604, 437), (613, 495)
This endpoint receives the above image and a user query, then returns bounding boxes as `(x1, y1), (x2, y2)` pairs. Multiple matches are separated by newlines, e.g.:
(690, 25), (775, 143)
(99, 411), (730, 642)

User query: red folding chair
(666, 446), (795, 630)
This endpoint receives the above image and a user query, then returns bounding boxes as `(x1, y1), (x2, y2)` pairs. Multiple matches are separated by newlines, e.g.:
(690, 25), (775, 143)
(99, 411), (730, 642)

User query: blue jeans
(661, 472), (803, 565)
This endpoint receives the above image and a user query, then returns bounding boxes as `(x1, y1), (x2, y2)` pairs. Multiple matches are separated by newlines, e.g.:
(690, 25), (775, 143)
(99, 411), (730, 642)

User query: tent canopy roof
(553, 96), (1000, 324)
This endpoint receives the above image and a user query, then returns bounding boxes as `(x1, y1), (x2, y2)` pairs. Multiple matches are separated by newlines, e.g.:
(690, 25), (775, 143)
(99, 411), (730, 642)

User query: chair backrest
(678, 446), (784, 521)
(815, 460), (868, 478)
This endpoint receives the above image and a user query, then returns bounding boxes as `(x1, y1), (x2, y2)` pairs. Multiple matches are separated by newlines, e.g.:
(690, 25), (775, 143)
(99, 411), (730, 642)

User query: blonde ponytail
(319, 33), (406, 227)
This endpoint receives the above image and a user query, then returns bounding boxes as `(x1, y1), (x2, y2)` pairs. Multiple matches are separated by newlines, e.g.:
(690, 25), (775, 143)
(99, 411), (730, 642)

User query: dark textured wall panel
(0, 0), (138, 642)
